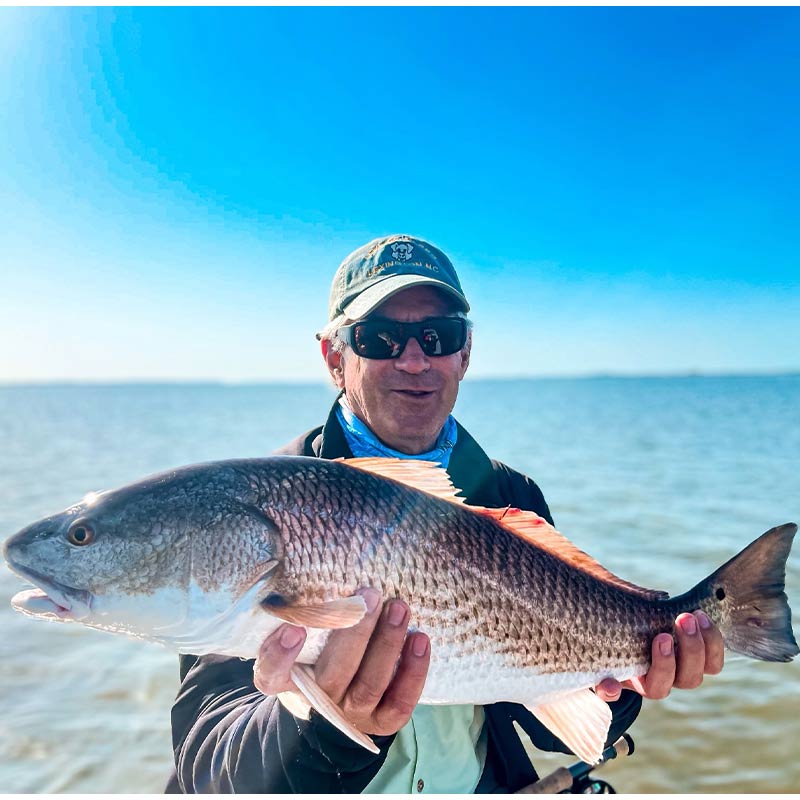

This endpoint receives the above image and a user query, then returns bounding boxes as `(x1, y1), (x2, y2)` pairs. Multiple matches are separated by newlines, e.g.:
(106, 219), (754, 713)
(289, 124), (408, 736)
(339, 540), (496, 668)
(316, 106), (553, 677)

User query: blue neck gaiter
(336, 394), (458, 468)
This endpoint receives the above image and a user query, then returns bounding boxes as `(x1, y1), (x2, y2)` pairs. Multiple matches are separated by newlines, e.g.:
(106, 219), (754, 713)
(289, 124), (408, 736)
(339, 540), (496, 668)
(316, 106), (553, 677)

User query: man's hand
(596, 610), (725, 702)
(253, 587), (430, 737)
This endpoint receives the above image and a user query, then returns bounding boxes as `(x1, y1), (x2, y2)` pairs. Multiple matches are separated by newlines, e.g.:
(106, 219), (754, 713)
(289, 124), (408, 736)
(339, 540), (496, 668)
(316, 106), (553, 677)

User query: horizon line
(1, 370), (799, 388)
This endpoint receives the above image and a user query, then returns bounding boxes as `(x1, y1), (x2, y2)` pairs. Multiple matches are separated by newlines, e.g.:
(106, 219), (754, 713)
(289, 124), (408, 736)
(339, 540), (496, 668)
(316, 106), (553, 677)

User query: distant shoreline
(1, 372), (798, 388)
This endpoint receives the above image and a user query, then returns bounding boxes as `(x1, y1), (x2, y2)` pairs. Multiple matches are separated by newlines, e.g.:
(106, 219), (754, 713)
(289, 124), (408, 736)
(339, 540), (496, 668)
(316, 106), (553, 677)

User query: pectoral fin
(261, 595), (368, 628)
(526, 689), (612, 765)
(289, 664), (379, 754)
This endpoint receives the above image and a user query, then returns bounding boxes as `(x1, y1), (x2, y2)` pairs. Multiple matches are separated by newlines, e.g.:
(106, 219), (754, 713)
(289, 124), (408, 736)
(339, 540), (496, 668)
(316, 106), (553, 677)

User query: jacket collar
(314, 391), (354, 460)
(447, 420), (499, 504)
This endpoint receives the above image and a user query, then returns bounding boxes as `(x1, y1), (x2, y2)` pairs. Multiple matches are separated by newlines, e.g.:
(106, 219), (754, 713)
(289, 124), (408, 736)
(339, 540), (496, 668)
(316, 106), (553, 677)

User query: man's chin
(380, 416), (445, 455)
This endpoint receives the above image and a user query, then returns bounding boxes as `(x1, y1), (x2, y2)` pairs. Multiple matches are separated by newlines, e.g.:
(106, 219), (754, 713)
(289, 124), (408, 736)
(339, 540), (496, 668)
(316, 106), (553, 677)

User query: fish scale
(3, 455), (797, 763)
(245, 459), (737, 684)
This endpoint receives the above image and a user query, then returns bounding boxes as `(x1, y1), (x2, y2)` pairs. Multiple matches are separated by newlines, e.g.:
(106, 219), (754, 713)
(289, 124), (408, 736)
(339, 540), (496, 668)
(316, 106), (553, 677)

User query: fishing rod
(516, 734), (635, 794)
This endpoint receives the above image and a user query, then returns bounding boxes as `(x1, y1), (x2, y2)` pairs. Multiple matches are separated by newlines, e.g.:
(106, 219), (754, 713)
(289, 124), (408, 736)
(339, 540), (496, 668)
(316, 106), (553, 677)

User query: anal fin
(526, 689), (612, 765)
(289, 664), (379, 754)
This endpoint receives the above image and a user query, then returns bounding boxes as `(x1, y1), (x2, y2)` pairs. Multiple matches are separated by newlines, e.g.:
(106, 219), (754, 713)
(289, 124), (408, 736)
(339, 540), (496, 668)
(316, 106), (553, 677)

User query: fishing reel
(566, 776), (616, 794)
(517, 734), (634, 795)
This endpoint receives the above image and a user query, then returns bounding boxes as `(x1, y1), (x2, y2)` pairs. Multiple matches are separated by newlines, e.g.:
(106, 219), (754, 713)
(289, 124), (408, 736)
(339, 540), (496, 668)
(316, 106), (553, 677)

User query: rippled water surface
(0, 378), (798, 792)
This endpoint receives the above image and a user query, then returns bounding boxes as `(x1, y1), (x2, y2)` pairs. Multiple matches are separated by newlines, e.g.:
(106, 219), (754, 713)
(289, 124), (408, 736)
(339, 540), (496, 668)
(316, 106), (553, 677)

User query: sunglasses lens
(418, 319), (464, 356)
(348, 318), (465, 359)
(352, 322), (404, 358)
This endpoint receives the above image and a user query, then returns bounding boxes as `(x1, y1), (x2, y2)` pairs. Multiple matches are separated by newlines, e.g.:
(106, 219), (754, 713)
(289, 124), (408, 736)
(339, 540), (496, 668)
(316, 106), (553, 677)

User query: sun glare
(82, 491), (102, 506)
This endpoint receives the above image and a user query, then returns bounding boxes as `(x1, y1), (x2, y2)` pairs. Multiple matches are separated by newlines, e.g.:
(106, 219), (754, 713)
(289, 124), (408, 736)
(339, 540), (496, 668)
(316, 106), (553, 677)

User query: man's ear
(321, 339), (346, 389)
(458, 331), (472, 380)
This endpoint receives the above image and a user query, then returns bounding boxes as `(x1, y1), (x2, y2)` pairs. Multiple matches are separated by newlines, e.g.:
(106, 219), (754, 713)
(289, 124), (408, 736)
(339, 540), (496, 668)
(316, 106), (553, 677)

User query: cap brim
(341, 275), (470, 321)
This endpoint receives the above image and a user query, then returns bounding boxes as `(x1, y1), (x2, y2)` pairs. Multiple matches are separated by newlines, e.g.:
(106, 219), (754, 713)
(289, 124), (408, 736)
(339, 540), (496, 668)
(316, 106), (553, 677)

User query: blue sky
(1, 7), (798, 381)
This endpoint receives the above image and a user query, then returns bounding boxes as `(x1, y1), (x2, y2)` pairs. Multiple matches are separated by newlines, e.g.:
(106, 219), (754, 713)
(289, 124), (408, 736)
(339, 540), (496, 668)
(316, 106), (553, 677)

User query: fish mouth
(6, 562), (93, 621)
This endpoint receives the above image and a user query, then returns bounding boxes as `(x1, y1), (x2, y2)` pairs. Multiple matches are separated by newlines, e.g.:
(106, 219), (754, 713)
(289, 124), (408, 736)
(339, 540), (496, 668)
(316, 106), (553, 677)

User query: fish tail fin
(693, 523), (798, 662)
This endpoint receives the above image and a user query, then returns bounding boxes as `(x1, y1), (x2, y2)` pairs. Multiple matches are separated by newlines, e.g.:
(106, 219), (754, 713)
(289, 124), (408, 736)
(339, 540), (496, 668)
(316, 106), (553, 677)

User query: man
(167, 234), (724, 793)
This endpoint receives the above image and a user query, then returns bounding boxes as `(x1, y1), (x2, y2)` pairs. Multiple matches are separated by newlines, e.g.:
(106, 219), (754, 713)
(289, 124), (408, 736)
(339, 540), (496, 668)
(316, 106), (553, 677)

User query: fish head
(3, 463), (282, 646)
(3, 484), (194, 636)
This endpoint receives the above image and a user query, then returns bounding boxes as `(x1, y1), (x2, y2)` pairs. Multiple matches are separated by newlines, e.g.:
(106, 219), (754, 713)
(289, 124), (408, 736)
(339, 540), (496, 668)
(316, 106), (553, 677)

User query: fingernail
(680, 615), (697, 635)
(280, 626), (304, 650)
(659, 636), (673, 657)
(360, 588), (381, 614)
(412, 634), (429, 658)
(696, 610), (712, 630)
(387, 601), (407, 627)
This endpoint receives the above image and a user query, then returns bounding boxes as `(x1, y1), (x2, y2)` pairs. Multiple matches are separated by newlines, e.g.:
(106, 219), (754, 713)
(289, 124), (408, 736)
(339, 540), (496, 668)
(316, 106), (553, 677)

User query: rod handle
(515, 766), (573, 794)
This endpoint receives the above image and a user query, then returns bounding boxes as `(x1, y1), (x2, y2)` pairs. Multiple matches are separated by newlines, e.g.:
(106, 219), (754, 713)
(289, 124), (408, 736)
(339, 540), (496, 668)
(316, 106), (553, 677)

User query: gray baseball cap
(327, 234), (470, 324)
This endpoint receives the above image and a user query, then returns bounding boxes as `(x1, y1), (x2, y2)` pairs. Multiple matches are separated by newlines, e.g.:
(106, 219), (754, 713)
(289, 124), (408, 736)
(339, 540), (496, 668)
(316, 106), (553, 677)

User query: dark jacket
(166, 404), (642, 793)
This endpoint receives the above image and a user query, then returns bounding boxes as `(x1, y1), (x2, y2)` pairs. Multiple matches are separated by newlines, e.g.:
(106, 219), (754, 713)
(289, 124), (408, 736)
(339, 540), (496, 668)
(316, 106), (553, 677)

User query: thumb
(594, 677), (623, 702)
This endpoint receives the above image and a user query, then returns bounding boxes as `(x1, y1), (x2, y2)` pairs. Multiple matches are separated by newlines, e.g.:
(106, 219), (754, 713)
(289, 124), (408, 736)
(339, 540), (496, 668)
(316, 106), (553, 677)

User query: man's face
(323, 286), (471, 455)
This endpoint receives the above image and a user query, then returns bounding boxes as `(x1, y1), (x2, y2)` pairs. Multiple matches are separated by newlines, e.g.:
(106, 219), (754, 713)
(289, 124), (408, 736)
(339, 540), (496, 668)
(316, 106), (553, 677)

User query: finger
(674, 612), (706, 689)
(372, 632), (431, 735)
(314, 587), (383, 701)
(341, 599), (412, 719)
(253, 624), (307, 695)
(595, 677), (622, 702)
(695, 610), (725, 675)
(640, 633), (677, 699)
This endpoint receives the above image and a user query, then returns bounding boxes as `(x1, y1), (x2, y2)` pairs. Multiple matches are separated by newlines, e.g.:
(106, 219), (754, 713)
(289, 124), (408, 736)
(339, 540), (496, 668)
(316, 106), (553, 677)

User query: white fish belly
(418, 637), (645, 707)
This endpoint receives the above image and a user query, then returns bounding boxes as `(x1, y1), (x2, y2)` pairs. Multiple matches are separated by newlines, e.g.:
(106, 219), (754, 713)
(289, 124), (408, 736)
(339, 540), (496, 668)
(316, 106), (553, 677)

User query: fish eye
(67, 523), (95, 547)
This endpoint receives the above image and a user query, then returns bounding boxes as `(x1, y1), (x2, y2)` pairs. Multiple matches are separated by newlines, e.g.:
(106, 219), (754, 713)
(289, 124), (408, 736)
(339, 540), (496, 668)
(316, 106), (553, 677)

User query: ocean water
(0, 377), (798, 793)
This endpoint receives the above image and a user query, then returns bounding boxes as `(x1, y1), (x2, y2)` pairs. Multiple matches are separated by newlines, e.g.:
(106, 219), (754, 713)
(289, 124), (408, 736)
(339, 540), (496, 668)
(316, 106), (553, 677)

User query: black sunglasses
(338, 317), (468, 360)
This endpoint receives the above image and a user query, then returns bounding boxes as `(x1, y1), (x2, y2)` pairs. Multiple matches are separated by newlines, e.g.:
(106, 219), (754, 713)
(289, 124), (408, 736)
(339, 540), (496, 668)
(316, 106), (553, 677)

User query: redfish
(3, 456), (797, 763)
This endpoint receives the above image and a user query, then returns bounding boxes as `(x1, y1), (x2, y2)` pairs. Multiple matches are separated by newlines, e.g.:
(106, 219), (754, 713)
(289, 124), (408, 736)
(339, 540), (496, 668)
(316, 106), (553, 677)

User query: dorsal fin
(476, 506), (670, 600)
(339, 457), (466, 503)
(340, 457), (668, 601)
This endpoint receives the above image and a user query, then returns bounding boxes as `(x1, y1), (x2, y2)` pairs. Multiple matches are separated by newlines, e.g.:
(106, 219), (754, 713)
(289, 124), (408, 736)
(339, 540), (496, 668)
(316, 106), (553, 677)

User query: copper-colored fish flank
(266, 459), (675, 674)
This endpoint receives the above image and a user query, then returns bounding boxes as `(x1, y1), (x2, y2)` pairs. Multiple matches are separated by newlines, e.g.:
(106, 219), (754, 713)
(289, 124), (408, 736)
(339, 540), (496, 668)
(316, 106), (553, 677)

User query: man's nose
(394, 336), (430, 373)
